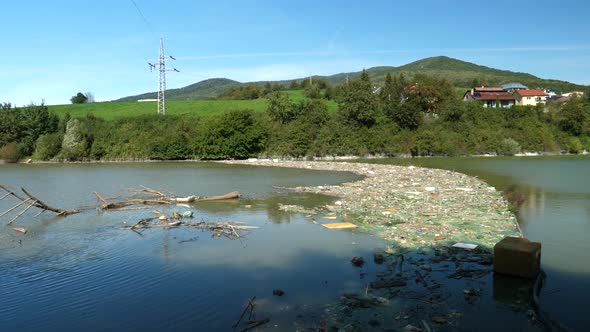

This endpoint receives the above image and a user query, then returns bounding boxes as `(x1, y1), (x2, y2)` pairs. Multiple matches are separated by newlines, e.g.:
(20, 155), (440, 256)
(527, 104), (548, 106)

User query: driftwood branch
(97, 189), (241, 211)
(93, 192), (109, 205)
(0, 184), (27, 201)
(194, 191), (240, 202)
(8, 200), (36, 224)
(1, 184), (241, 229)
(119, 215), (256, 239)
(233, 296), (256, 329)
(0, 184), (80, 225)
(0, 199), (33, 218)
(21, 187), (79, 216)
(240, 319), (270, 332)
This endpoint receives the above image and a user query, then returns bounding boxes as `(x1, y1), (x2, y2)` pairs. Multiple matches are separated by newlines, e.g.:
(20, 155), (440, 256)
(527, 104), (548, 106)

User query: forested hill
(313, 56), (586, 92)
(116, 78), (241, 102)
(116, 56), (587, 101)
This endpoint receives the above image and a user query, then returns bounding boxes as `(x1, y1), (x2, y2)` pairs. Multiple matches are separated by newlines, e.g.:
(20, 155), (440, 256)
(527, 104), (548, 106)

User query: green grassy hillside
(50, 90), (337, 120)
(49, 99), (268, 120)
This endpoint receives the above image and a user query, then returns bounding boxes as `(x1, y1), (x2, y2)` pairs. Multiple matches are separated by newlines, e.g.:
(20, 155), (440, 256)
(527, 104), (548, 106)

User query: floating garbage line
(220, 159), (522, 251)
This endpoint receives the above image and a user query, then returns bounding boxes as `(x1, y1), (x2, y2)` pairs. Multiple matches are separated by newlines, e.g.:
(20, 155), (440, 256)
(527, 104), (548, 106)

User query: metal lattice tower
(149, 38), (178, 115)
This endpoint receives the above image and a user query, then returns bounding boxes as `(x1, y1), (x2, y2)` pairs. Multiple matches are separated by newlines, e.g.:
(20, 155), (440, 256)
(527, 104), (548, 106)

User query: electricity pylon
(149, 38), (179, 115)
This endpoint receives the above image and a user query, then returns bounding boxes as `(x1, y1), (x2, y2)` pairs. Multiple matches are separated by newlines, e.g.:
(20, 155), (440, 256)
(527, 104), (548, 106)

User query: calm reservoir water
(1, 158), (588, 331)
(365, 155), (590, 331)
(0, 162), (381, 331)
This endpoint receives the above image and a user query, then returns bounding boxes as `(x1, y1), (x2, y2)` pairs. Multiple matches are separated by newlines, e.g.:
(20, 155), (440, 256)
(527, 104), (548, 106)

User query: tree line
(1, 72), (589, 162)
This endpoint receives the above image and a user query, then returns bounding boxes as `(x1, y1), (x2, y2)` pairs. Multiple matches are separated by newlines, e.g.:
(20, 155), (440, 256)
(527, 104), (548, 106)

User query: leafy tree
(200, 110), (268, 158)
(0, 106), (21, 146)
(559, 97), (589, 136)
(34, 132), (63, 160)
(0, 102), (59, 157)
(323, 84), (335, 100)
(70, 92), (88, 104)
(338, 69), (378, 127)
(394, 97), (423, 130)
(289, 80), (299, 89)
(405, 74), (455, 114)
(267, 92), (296, 124)
(217, 85), (263, 100)
(295, 99), (330, 126)
(380, 73), (394, 103)
(304, 84), (321, 99)
(60, 118), (86, 160)
(263, 82), (272, 95)
(59, 112), (71, 132)
(0, 142), (20, 162)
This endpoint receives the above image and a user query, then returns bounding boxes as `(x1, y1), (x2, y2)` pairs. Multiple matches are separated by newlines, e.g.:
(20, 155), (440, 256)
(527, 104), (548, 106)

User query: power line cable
(130, 0), (158, 41)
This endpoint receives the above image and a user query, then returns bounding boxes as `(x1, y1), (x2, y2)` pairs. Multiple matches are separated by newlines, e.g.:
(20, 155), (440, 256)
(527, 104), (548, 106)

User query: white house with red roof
(513, 89), (548, 106)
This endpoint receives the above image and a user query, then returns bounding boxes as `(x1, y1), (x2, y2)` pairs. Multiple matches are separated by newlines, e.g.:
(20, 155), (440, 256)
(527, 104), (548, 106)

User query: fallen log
(172, 191), (241, 203)
(97, 189), (241, 210)
(197, 191), (240, 201)
(100, 199), (170, 210)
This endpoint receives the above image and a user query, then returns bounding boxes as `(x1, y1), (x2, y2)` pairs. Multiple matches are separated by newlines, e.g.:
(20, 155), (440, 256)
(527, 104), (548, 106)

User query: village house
(463, 82), (553, 108)
(463, 87), (516, 108)
(513, 89), (548, 106)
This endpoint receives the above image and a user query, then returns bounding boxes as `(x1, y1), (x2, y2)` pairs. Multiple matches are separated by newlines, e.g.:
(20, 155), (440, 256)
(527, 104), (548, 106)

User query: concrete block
(493, 236), (541, 279)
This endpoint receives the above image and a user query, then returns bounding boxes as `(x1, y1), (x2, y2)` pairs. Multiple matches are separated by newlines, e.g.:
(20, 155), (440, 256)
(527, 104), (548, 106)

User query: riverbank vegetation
(1, 72), (589, 161)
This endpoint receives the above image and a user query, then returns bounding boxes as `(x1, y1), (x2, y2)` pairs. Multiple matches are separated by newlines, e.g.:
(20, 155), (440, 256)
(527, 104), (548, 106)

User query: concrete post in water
(494, 236), (541, 279)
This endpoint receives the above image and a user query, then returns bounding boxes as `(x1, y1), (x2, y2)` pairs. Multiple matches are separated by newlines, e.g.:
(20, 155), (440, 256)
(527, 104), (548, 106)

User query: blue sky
(2, 0), (589, 106)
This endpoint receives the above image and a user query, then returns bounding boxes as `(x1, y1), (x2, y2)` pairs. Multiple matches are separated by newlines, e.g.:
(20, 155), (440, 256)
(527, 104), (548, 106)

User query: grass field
(48, 90), (338, 120)
(48, 99), (269, 120)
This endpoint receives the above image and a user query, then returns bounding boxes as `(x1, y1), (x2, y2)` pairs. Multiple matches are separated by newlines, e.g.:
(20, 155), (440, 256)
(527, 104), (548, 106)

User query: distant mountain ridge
(115, 56), (587, 101)
(116, 78), (241, 102)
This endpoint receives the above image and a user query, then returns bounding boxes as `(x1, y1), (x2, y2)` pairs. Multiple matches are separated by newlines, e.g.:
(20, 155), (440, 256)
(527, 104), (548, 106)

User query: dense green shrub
(0, 142), (20, 162)
(34, 133), (63, 160)
(496, 138), (522, 156)
(191, 109), (268, 159)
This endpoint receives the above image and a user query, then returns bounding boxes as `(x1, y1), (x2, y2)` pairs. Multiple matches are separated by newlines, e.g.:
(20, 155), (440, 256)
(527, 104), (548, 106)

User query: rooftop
(501, 82), (528, 90)
(473, 92), (516, 101)
(514, 89), (547, 97)
(474, 87), (504, 92)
